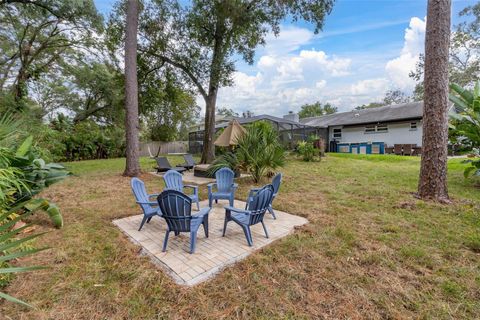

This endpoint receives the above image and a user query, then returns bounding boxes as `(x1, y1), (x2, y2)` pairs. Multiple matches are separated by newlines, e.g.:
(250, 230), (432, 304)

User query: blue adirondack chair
(157, 189), (210, 254)
(245, 173), (282, 219)
(130, 178), (162, 231)
(207, 167), (237, 207)
(163, 170), (200, 210)
(223, 184), (274, 246)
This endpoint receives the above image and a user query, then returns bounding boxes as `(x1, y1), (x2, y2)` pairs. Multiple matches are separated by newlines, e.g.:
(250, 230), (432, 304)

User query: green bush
(35, 116), (126, 162)
(208, 152), (240, 177)
(297, 140), (319, 161)
(449, 82), (480, 178)
(235, 121), (285, 183)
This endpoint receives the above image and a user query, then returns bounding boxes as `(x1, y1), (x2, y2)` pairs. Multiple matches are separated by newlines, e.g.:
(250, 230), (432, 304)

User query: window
(376, 124), (388, 132)
(410, 122), (417, 130)
(333, 128), (342, 139)
(365, 124), (388, 133)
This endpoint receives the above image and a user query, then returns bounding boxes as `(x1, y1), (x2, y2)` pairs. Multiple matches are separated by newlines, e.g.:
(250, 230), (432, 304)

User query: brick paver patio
(113, 199), (308, 285)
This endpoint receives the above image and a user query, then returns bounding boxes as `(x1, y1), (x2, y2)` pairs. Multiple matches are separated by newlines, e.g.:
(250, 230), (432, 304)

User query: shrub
(297, 140), (319, 161)
(208, 152), (240, 177)
(235, 121), (285, 182)
(35, 116), (126, 162)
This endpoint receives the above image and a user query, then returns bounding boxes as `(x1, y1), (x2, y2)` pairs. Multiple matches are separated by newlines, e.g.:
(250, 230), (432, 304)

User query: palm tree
(418, 0), (452, 201)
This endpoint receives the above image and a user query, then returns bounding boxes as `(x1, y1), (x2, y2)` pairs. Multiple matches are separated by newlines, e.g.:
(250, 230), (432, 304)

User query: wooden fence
(139, 141), (188, 157)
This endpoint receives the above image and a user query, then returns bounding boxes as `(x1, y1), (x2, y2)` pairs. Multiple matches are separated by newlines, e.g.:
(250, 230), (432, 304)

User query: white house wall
(329, 120), (423, 147)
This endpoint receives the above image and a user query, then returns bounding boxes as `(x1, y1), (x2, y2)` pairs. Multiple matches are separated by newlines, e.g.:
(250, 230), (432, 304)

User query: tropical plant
(0, 208), (49, 308)
(297, 140), (319, 162)
(207, 152), (240, 177)
(449, 82), (480, 178)
(0, 115), (68, 307)
(1, 116), (70, 228)
(235, 121), (285, 183)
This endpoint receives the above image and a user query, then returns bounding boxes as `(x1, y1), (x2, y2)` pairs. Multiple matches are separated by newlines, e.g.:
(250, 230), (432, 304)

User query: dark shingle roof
(218, 114), (309, 129)
(300, 101), (423, 128)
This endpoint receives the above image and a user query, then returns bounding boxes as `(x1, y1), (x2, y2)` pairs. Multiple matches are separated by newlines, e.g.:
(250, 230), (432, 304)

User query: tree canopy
(0, 0), (103, 104)
(298, 101), (337, 118)
(355, 89), (412, 110)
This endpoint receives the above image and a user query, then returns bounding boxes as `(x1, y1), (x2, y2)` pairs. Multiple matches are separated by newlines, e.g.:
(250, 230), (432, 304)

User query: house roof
(299, 101), (423, 128)
(221, 114), (309, 129)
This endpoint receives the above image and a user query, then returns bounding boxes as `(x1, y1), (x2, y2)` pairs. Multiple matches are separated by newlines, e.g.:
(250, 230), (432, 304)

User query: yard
(0, 154), (479, 319)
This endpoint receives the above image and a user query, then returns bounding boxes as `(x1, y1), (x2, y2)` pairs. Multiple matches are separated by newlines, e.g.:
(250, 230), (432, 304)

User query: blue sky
(94, 0), (477, 115)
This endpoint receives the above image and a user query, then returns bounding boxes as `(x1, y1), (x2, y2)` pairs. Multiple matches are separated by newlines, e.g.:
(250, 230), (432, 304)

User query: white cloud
(315, 80), (327, 89)
(385, 17), (426, 90)
(262, 26), (314, 56)
(351, 78), (390, 96)
(216, 48), (350, 115)
(298, 50), (351, 77)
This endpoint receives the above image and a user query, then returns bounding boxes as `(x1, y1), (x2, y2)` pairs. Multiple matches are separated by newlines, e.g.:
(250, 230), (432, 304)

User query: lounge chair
(180, 154), (196, 170)
(130, 178), (162, 231)
(394, 144), (403, 155)
(157, 189), (210, 254)
(154, 157), (186, 174)
(207, 167), (237, 207)
(222, 184), (274, 246)
(163, 170), (200, 210)
(403, 144), (413, 156)
(246, 173), (282, 219)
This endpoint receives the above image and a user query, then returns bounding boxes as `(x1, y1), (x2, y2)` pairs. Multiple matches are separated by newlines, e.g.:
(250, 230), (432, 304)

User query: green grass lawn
(1, 154), (479, 319)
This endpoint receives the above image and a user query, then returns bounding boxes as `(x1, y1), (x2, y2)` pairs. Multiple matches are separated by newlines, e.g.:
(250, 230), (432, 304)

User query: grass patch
(1, 154), (479, 319)
(463, 232), (480, 253)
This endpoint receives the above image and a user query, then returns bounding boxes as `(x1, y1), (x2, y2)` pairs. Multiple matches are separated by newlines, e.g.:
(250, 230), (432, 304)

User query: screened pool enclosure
(188, 114), (316, 154)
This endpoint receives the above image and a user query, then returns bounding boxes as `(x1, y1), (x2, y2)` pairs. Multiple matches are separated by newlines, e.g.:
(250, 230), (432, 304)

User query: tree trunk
(123, 0), (141, 177)
(13, 66), (28, 103)
(200, 30), (224, 164)
(418, 0), (451, 201)
(201, 91), (217, 164)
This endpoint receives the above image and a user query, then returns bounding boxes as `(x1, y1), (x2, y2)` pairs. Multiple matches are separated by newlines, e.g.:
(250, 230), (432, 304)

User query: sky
(94, 0), (477, 116)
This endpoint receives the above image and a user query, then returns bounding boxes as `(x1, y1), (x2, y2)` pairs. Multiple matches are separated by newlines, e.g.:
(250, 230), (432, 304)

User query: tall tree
(123, 0), (140, 177)
(298, 101), (337, 118)
(143, 70), (200, 142)
(383, 89), (412, 105)
(418, 0), (451, 201)
(355, 89), (412, 110)
(133, 0), (334, 163)
(217, 107), (239, 118)
(0, 0), (102, 104)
